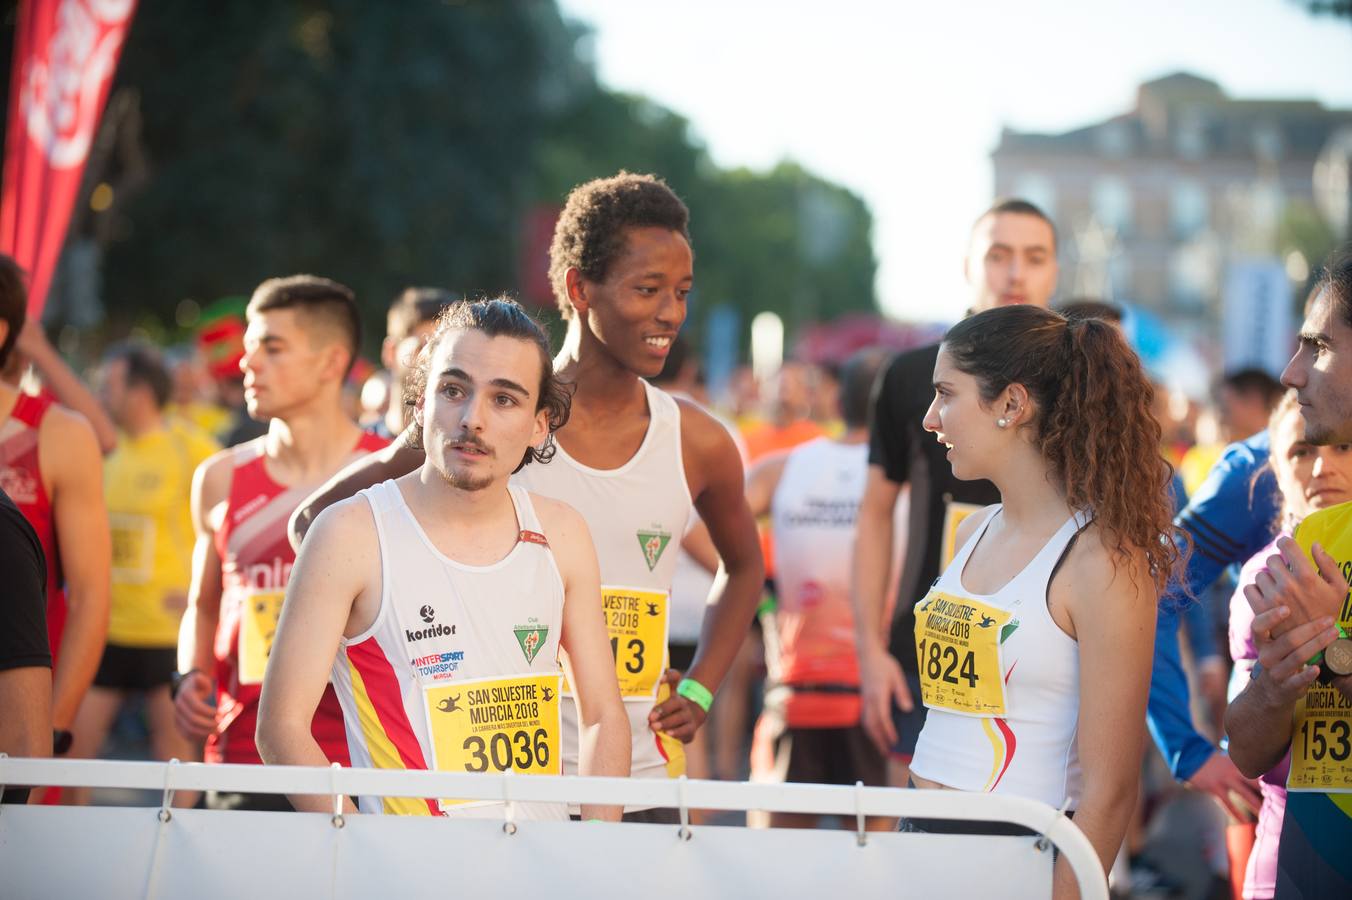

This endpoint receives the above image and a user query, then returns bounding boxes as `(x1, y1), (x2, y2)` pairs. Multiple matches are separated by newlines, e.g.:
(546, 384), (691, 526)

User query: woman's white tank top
(329, 480), (566, 819)
(909, 504), (1089, 809)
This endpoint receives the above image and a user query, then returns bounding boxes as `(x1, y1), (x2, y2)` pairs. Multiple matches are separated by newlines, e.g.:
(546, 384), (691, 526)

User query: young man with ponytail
(904, 305), (1180, 898)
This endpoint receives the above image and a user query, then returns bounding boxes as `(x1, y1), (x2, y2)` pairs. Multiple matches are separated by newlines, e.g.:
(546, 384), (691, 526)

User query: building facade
(991, 72), (1352, 335)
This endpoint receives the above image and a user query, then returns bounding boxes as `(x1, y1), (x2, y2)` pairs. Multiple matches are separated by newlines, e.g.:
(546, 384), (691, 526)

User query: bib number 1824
(918, 638), (978, 688)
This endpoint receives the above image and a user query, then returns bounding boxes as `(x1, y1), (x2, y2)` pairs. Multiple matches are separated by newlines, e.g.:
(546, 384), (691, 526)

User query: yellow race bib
(913, 591), (1012, 717)
(109, 513), (154, 584)
(940, 499), (985, 569)
(425, 672), (562, 806)
(563, 586), (669, 701)
(1287, 502), (1352, 792)
(237, 589), (284, 685)
(1288, 689), (1352, 791)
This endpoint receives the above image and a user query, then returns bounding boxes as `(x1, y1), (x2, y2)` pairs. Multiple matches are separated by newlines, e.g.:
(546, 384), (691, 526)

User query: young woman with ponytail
(903, 304), (1182, 897)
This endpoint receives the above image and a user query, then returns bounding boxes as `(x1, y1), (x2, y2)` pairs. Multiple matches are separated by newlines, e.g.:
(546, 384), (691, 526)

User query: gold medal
(1324, 638), (1352, 677)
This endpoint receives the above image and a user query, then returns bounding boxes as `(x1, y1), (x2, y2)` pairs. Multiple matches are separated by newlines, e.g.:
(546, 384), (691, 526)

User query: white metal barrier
(0, 757), (1106, 899)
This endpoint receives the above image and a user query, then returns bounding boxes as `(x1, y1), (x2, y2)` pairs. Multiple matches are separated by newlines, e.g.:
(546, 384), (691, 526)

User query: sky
(556, 0), (1352, 324)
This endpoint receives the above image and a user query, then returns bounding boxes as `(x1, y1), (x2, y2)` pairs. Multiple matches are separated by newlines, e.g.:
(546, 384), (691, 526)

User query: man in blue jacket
(1150, 431), (1276, 817)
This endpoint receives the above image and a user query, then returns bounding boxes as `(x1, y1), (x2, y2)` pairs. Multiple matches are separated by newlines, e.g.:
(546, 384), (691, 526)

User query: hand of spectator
(1185, 751), (1262, 823)
(1247, 537), (1345, 639)
(172, 670), (218, 741)
(859, 646), (911, 756)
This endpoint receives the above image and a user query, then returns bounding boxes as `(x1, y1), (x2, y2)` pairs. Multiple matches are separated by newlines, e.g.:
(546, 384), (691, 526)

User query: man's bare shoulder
(193, 443), (245, 509)
(36, 401), (101, 473)
(306, 494), (379, 555)
(527, 491), (588, 543)
(672, 395), (741, 464)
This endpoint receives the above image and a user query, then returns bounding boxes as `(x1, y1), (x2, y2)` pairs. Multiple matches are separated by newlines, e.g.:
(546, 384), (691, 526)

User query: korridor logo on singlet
(514, 622), (549, 664)
(637, 530), (672, 572)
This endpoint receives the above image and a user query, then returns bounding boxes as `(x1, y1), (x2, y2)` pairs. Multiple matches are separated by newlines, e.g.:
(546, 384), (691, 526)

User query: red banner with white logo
(0, 0), (137, 318)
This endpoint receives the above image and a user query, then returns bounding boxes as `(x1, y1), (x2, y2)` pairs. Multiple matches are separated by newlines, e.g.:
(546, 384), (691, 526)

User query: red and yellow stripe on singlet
(346, 639), (440, 817)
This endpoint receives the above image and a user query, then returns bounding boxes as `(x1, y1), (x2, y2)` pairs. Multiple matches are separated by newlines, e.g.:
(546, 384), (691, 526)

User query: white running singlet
(329, 480), (566, 819)
(908, 505), (1089, 809)
(513, 380), (693, 788)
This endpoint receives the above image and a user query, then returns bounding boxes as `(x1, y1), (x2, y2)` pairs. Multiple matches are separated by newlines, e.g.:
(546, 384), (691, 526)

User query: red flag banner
(0, 0), (136, 318)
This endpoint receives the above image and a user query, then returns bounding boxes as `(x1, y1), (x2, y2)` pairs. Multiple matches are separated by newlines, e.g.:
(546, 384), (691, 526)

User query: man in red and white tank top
(173, 275), (387, 811)
(0, 255), (111, 762)
(258, 297), (629, 820)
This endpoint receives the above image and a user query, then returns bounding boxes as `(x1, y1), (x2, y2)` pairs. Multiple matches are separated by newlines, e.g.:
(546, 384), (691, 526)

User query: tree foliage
(18, 1), (877, 356)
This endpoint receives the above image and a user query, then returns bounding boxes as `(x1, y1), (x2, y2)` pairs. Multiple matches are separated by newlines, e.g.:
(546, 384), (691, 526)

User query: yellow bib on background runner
(940, 499), (985, 569)
(238, 589), (284, 685)
(109, 512), (154, 584)
(1288, 502), (1352, 793)
(913, 590), (1011, 717)
(425, 672), (562, 807)
(562, 586), (669, 700)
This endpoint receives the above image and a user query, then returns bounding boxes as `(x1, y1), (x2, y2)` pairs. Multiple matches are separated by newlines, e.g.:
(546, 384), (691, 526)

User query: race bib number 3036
(913, 591), (1011, 717)
(425, 672), (563, 788)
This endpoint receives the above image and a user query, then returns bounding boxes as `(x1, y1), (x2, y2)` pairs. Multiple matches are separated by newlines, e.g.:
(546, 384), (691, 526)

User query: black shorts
(753, 712), (886, 787)
(889, 670), (927, 759)
(93, 644), (177, 692)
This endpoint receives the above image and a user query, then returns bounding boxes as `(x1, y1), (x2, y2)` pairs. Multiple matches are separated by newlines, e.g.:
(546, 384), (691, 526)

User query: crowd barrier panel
(0, 756), (1106, 899)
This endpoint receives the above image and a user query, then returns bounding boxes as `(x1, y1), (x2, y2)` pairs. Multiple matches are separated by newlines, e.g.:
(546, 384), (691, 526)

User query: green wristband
(676, 677), (713, 713)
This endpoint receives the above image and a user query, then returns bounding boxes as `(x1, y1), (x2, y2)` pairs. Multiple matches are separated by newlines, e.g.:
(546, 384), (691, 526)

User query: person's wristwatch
(170, 668), (203, 700)
(52, 729), (73, 756)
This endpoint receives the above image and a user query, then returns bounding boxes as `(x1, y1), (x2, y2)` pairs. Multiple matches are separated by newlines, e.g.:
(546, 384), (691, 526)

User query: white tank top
(769, 438), (866, 671)
(909, 505), (1089, 809)
(512, 380), (693, 783)
(330, 480), (567, 819)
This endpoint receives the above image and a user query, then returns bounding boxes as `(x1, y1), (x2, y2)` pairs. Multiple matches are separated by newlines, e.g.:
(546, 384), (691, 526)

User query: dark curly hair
(547, 171), (691, 318)
(942, 304), (1184, 592)
(403, 296), (571, 472)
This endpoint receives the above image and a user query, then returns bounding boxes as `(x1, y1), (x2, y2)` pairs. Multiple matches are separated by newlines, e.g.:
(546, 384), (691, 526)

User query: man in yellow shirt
(67, 343), (217, 802)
